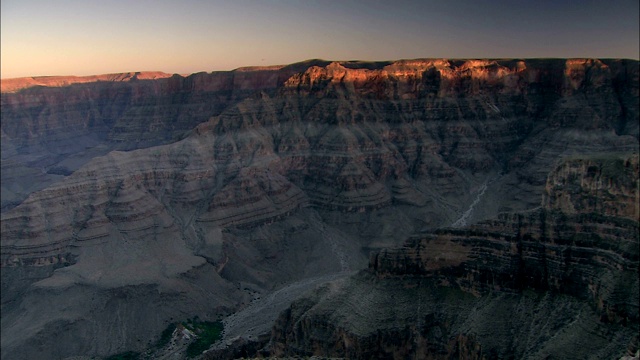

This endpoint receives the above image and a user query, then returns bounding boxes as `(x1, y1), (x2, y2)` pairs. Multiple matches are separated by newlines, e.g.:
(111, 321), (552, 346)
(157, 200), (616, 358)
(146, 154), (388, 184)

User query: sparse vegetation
(156, 322), (176, 348)
(183, 318), (224, 358)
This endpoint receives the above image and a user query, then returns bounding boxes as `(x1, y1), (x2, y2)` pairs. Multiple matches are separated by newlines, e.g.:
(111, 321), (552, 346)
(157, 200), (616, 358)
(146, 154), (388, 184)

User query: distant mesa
(0, 71), (174, 93)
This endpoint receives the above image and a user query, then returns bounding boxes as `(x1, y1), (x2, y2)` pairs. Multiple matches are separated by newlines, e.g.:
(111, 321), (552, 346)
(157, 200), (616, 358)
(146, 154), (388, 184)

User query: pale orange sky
(2, 0), (639, 78)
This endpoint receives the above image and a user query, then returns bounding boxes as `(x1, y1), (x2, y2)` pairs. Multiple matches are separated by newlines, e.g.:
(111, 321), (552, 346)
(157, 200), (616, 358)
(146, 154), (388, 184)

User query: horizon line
(2, 56), (639, 81)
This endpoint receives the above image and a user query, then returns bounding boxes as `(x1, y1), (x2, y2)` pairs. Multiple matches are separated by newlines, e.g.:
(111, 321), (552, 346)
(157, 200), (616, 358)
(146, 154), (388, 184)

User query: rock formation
(1, 58), (638, 359)
(0, 61), (324, 211)
(265, 154), (639, 359)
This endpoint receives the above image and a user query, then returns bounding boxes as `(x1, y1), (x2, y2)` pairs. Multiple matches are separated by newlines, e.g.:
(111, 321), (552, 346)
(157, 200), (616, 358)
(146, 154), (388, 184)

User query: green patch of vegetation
(183, 318), (224, 358)
(156, 322), (176, 348)
(104, 351), (140, 360)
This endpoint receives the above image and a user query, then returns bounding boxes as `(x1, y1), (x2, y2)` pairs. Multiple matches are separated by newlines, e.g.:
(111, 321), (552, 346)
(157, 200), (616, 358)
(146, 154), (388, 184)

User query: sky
(1, 0), (639, 78)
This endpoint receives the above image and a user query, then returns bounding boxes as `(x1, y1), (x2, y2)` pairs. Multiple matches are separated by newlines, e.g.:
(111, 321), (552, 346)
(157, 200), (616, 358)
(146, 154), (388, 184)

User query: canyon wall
(0, 63), (318, 211)
(1, 58), (638, 359)
(266, 154), (639, 359)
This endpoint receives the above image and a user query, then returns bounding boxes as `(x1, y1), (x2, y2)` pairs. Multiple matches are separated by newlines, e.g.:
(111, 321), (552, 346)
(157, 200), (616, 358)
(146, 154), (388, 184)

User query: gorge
(1, 58), (638, 359)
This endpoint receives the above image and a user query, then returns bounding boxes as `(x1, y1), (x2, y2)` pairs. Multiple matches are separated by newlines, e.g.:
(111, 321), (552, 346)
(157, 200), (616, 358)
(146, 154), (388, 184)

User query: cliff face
(3, 59), (638, 267)
(268, 275), (638, 360)
(1, 58), (638, 359)
(542, 155), (639, 220)
(267, 154), (639, 359)
(0, 64), (314, 211)
(2, 59), (638, 212)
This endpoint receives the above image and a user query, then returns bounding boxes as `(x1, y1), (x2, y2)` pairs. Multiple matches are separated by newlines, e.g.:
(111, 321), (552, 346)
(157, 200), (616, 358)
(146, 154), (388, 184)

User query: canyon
(1, 58), (638, 359)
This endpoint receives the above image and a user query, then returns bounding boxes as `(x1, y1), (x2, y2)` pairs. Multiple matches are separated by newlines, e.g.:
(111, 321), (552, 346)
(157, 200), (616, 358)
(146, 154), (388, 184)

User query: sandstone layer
(1, 58), (638, 359)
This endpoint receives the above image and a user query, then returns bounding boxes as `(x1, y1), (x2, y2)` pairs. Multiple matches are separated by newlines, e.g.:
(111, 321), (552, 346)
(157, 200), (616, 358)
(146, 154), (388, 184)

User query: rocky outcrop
(372, 156), (639, 320)
(543, 155), (639, 220)
(1, 59), (638, 360)
(266, 154), (639, 359)
(372, 208), (639, 319)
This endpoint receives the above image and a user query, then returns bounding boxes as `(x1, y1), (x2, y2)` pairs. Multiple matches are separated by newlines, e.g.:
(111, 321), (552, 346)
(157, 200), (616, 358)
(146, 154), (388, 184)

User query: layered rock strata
(7, 57), (638, 266)
(268, 274), (638, 360)
(3, 58), (638, 213)
(264, 155), (639, 359)
(1, 58), (638, 359)
(0, 62), (325, 211)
